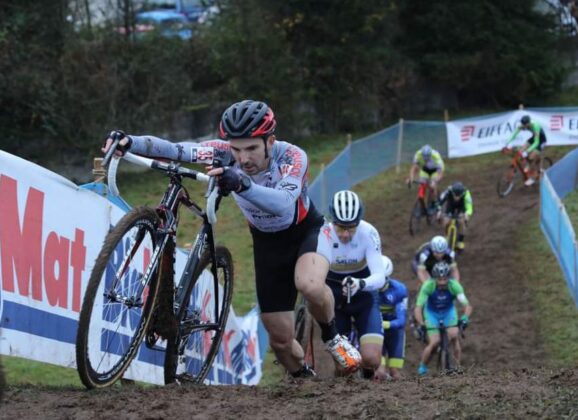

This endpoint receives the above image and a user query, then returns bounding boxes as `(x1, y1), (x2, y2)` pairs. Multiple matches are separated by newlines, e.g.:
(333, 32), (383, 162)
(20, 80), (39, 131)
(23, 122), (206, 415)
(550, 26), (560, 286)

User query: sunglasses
(334, 224), (358, 233)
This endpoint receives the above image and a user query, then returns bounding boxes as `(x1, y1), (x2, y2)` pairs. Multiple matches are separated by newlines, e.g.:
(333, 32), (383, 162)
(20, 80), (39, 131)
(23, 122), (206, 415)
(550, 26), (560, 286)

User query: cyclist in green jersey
(504, 115), (547, 186)
(414, 262), (473, 376)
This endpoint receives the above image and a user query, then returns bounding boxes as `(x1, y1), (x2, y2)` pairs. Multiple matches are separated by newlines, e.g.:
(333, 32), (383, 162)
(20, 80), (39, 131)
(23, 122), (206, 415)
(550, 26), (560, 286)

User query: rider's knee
(295, 276), (324, 299)
(268, 334), (293, 353)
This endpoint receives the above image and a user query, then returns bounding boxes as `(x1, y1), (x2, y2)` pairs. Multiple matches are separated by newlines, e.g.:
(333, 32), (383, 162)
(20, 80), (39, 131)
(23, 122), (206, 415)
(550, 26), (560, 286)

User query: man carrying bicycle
(102, 100), (361, 379)
(504, 115), (547, 186)
(407, 144), (445, 207)
(411, 235), (460, 283)
(319, 190), (386, 379)
(414, 262), (473, 376)
(437, 182), (473, 251)
(375, 256), (408, 381)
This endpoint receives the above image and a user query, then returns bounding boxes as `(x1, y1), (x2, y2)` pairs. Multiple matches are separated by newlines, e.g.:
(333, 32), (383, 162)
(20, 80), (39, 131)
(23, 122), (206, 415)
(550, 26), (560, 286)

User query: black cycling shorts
(250, 204), (324, 313)
(526, 130), (547, 152)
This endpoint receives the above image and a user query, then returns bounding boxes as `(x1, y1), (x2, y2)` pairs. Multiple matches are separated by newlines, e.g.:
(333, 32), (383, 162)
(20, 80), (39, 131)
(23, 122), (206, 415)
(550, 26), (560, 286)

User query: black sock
(290, 365), (305, 378)
(318, 318), (338, 342)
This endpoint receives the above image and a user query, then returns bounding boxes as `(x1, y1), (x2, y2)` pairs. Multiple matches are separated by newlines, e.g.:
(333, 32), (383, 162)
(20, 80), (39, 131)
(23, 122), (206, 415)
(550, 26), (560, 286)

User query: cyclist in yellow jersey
(407, 144), (445, 208)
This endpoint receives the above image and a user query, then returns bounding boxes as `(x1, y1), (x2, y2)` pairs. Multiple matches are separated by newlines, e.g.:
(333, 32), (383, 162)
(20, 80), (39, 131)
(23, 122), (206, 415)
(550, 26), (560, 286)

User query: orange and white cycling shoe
(325, 334), (361, 373)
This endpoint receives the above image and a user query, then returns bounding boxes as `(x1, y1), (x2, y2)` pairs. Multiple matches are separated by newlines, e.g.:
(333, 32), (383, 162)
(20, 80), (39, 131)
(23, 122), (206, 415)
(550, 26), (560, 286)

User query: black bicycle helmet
(432, 262), (451, 278)
(520, 115), (531, 125)
(219, 100), (277, 139)
(451, 181), (465, 197)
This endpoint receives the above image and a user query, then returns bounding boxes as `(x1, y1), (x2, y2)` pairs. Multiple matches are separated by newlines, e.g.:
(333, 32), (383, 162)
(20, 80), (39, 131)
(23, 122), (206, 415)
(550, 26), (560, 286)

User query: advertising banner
(0, 151), (262, 385)
(447, 110), (578, 158)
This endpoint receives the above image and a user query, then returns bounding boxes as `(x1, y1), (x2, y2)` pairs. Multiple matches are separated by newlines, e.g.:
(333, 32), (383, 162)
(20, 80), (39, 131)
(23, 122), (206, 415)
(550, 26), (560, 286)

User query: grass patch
(515, 222), (578, 366)
(2, 356), (82, 387)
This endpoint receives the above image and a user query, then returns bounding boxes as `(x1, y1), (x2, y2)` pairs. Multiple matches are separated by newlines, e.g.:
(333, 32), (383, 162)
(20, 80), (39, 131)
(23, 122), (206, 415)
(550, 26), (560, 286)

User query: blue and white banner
(0, 150), (263, 385)
(446, 110), (578, 158)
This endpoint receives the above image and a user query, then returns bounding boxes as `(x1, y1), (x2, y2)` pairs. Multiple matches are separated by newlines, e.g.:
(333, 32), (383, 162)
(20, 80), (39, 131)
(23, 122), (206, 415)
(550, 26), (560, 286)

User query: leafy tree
(0, 0), (69, 156)
(397, 0), (566, 107)
(269, 0), (406, 132)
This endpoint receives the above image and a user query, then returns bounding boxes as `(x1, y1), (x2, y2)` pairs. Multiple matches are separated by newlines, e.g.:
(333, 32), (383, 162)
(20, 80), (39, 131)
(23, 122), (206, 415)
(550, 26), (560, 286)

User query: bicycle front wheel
(76, 207), (163, 389)
(409, 199), (426, 236)
(164, 245), (234, 385)
(446, 222), (458, 253)
(497, 168), (517, 197)
(438, 332), (453, 373)
(294, 296), (314, 367)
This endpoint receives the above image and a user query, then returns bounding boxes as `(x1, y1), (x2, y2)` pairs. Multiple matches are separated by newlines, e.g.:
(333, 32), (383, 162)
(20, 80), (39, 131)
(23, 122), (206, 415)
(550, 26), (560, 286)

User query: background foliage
(0, 0), (572, 166)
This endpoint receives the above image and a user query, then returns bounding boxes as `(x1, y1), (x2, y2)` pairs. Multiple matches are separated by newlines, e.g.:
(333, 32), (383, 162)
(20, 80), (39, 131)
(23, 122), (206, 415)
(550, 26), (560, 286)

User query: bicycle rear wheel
(497, 168), (517, 197)
(540, 156), (553, 174)
(76, 207), (163, 389)
(409, 199), (426, 236)
(164, 245), (234, 385)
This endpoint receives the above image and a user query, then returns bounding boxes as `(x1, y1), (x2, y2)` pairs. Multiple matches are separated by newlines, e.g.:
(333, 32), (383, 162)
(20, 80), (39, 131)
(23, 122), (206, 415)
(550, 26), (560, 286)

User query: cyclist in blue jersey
(102, 100), (361, 378)
(414, 262), (472, 376)
(375, 256), (408, 380)
(318, 190), (386, 378)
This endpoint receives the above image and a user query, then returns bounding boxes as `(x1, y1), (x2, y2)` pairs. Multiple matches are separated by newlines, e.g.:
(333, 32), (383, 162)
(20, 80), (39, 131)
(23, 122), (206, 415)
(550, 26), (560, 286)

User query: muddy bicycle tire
(294, 296), (314, 367)
(497, 168), (517, 198)
(164, 245), (233, 385)
(409, 199), (427, 236)
(76, 207), (163, 389)
(446, 220), (458, 253)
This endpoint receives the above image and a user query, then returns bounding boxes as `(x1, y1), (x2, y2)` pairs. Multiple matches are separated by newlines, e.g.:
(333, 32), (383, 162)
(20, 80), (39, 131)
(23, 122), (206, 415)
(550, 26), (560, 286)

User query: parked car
(134, 9), (193, 39)
(139, 0), (216, 23)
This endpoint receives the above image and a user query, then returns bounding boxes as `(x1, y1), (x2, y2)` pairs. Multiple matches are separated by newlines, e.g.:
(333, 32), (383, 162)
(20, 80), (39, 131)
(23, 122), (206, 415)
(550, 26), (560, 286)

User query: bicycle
(294, 277), (360, 377)
(496, 146), (553, 198)
(443, 211), (466, 254)
(408, 180), (438, 236)
(417, 319), (466, 375)
(76, 138), (234, 389)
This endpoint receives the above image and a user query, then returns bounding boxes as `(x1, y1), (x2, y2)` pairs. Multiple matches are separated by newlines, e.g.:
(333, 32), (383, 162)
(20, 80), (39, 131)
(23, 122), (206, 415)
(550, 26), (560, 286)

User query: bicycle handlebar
(106, 152), (219, 224)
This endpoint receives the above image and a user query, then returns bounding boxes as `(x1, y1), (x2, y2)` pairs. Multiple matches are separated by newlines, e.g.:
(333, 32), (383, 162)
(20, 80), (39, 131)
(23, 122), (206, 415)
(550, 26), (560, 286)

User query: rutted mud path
(2, 159), (577, 419)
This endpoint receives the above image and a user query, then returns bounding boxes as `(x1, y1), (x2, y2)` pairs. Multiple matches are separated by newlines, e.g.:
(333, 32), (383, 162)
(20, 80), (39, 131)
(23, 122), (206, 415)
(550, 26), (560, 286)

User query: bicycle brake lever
(102, 138), (120, 168)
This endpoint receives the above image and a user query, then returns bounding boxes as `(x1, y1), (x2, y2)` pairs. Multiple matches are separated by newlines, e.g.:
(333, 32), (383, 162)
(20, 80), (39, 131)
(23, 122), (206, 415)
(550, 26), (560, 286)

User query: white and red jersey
(129, 136), (311, 232)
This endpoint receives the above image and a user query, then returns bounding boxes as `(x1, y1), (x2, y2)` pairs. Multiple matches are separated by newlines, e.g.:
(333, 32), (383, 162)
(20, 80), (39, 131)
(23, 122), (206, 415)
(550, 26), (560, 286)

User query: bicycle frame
(503, 147), (529, 181)
(445, 213), (460, 252)
(109, 153), (224, 335)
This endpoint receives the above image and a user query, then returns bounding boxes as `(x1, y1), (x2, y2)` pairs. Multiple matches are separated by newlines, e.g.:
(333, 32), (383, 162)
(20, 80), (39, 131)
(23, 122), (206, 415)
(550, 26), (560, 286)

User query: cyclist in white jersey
(102, 100), (361, 377)
(317, 190), (385, 378)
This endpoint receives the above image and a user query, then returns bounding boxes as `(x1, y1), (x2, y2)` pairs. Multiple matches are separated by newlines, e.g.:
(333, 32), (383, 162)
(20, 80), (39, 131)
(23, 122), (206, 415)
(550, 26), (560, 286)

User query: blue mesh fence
(540, 148), (578, 308)
(307, 109), (578, 308)
(309, 120), (447, 212)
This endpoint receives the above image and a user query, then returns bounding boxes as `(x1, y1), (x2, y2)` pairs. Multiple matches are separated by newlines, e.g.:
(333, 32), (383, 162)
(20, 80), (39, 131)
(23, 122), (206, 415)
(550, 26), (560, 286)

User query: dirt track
(1, 158), (577, 419)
